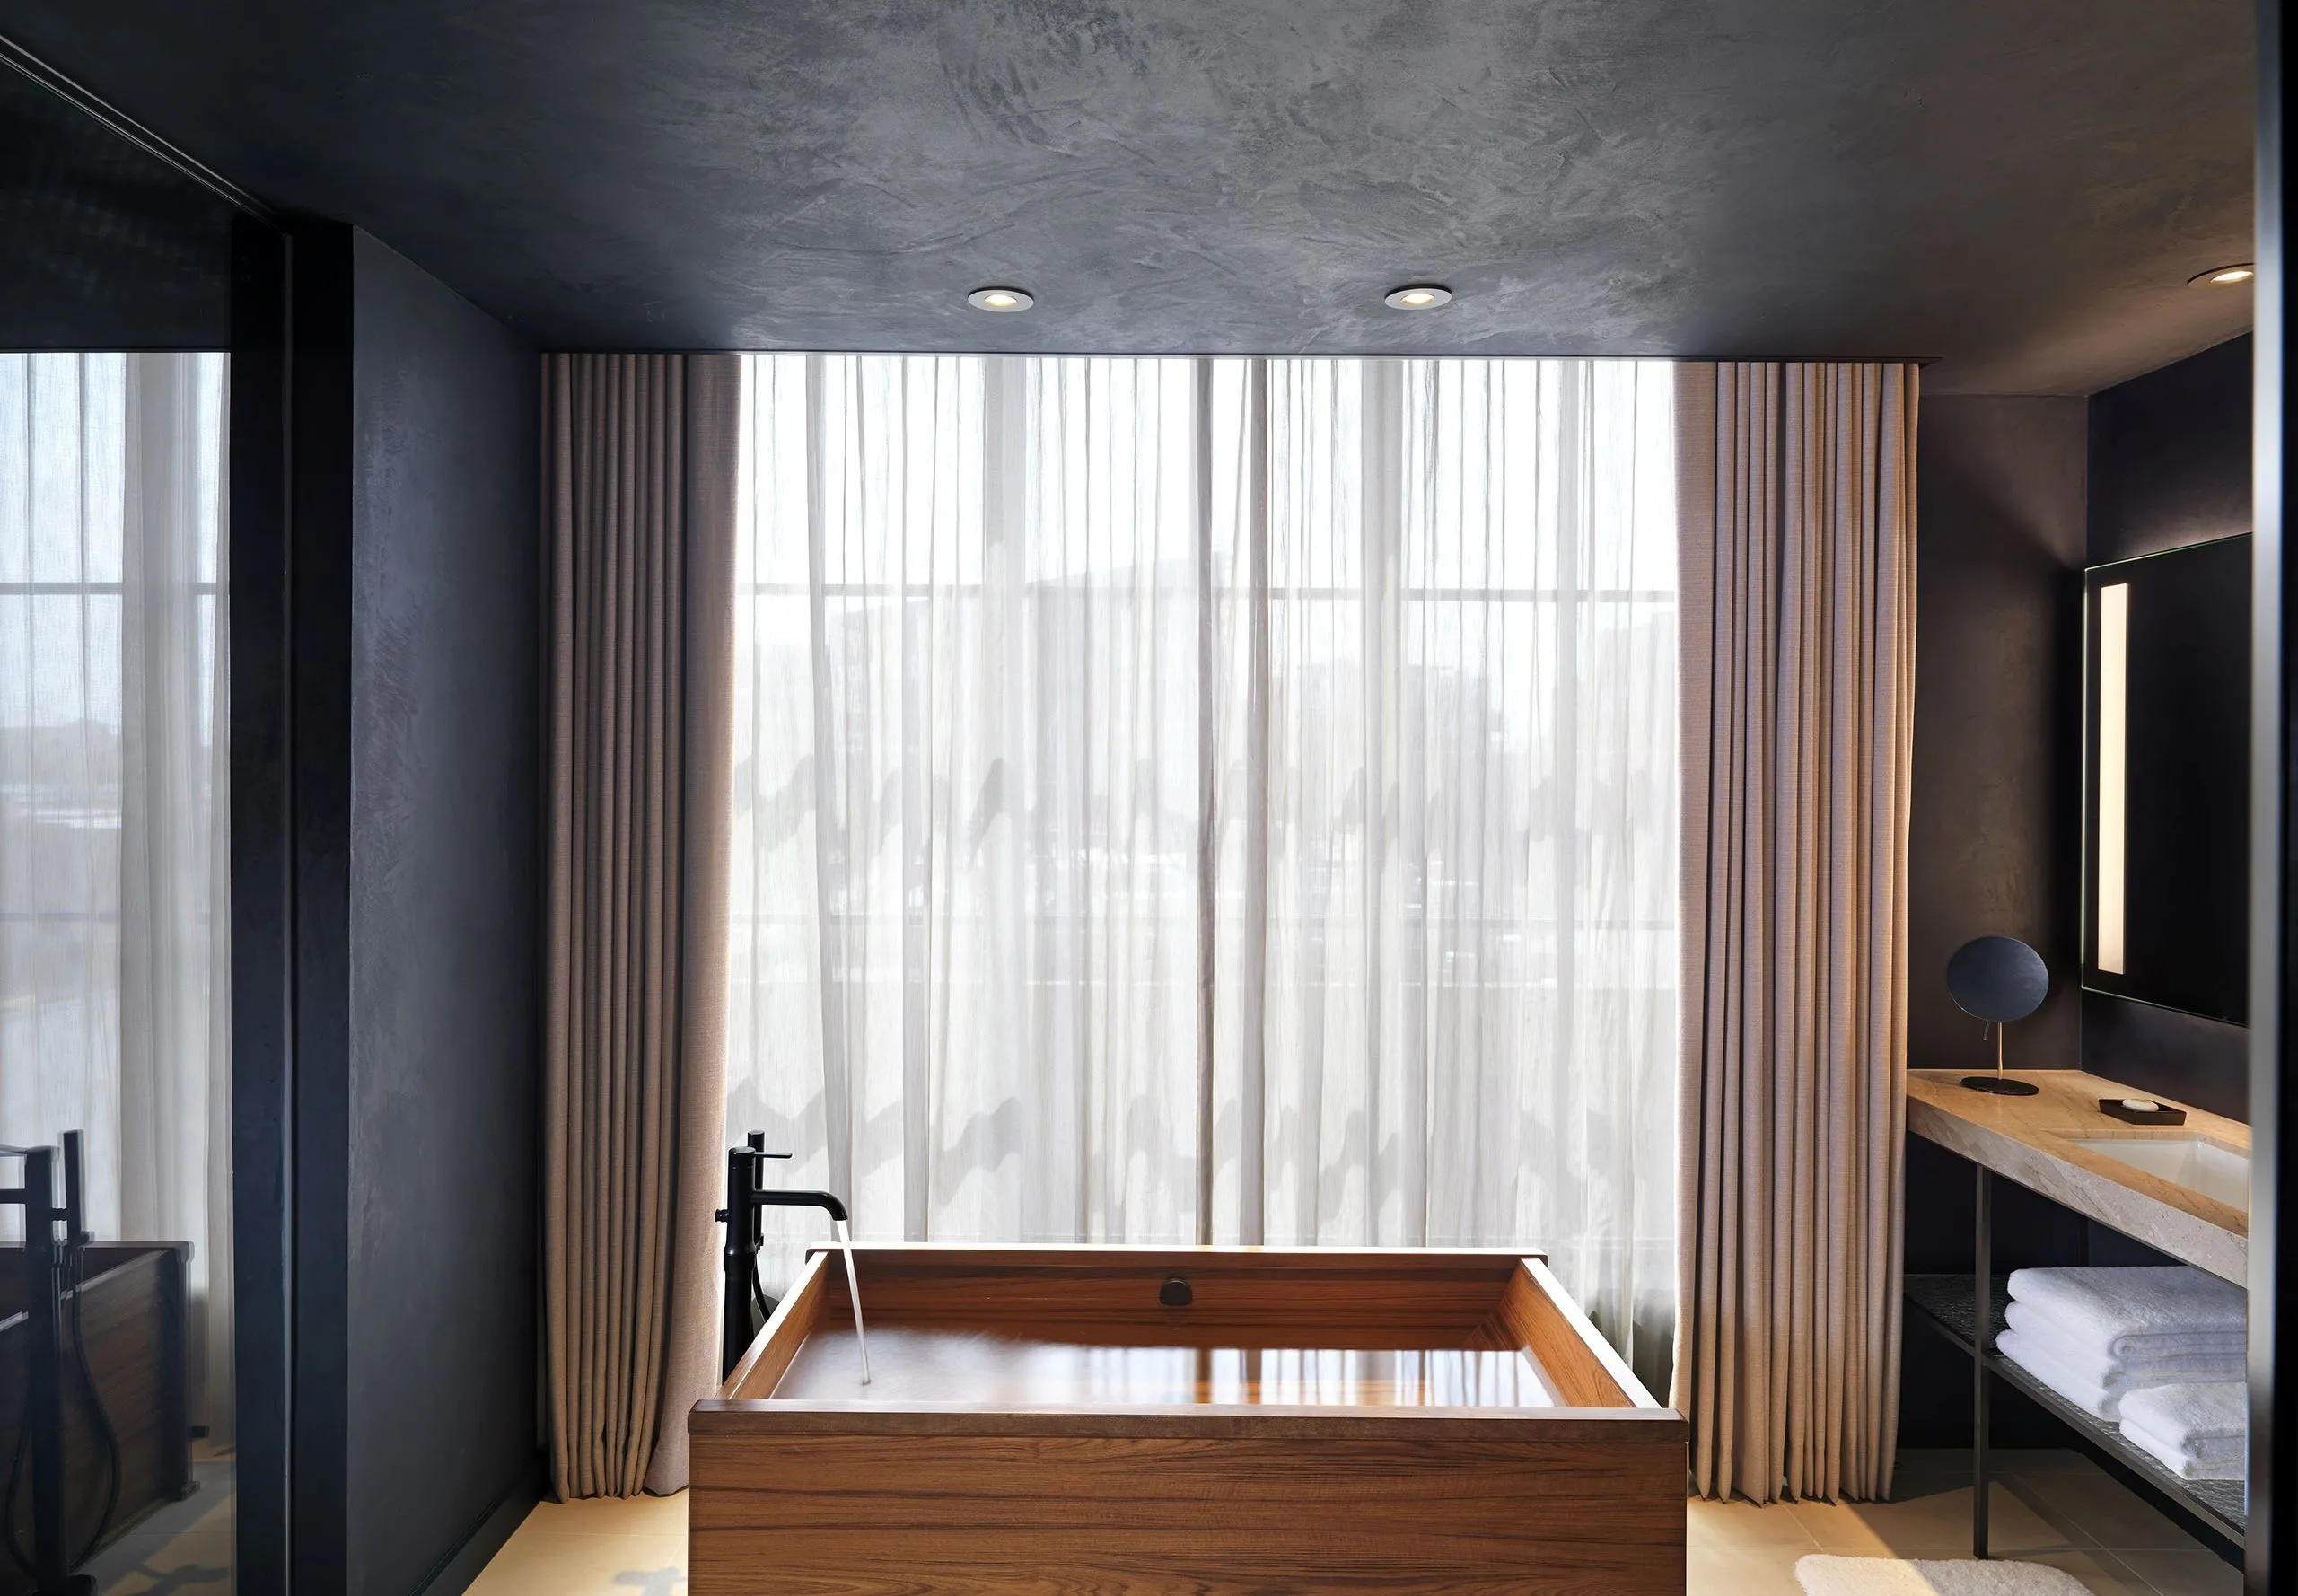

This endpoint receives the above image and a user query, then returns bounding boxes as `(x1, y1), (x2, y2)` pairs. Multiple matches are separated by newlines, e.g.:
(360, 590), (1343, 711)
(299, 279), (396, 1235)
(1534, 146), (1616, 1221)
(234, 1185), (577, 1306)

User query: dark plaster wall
(1901, 340), (2251, 1114)
(1899, 396), (2088, 1451)
(1898, 340), (2255, 1451)
(2082, 988), (2249, 1121)
(344, 230), (543, 1596)
(286, 224), (542, 1596)
(2092, 336), (2254, 563)
(2083, 334), (2252, 1119)
(1908, 397), (2089, 1075)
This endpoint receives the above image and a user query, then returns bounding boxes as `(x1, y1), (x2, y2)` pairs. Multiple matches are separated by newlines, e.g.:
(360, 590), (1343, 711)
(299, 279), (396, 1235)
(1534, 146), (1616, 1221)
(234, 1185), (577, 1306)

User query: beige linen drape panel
(544, 352), (740, 1499)
(1672, 362), (1917, 1504)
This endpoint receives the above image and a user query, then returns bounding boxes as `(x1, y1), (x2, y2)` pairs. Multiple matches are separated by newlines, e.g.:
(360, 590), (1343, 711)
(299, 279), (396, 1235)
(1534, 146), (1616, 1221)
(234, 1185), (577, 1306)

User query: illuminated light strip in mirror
(2096, 583), (2129, 974)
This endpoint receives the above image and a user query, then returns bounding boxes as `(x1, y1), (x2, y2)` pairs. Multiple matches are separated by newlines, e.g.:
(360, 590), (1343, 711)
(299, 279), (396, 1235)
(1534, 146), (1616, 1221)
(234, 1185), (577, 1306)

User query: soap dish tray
(2098, 1098), (2187, 1127)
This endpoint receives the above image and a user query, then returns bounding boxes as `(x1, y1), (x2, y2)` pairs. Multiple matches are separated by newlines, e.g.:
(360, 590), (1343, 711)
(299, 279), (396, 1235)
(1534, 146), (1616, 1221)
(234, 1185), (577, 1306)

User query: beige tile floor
(82, 1454), (235, 1594)
(1688, 1451), (2240, 1596)
(469, 1489), (688, 1596)
(467, 1447), (2242, 1596)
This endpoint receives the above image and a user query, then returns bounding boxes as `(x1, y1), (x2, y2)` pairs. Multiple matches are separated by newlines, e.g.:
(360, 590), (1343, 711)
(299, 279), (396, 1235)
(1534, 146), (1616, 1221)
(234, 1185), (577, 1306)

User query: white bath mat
(1795, 1556), (2093, 1596)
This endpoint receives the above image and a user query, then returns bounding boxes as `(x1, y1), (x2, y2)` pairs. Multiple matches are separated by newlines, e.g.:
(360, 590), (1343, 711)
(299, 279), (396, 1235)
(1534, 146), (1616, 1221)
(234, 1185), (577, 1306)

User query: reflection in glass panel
(1, 351), (232, 1593)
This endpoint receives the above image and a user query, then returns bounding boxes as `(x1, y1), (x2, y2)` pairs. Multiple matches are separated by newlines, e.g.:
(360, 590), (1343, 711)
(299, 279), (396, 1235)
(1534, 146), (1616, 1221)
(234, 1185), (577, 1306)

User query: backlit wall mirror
(2082, 535), (2250, 1022)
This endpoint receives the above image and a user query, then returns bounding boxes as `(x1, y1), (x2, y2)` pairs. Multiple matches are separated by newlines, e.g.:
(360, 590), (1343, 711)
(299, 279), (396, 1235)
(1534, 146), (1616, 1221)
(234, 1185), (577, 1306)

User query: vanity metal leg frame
(1974, 1165), (1991, 1559)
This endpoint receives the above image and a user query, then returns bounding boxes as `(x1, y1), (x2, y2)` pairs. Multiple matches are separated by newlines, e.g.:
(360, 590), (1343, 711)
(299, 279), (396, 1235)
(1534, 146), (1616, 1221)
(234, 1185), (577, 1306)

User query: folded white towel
(2119, 1381), (2246, 1482)
(1994, 1328), (2235, 1415)
(2004, 1267), (2245, 1361)
(2004, 1297), (2246, 1364)
(2121, 1416), (2246, 1481)
(1996, 1329), (2119, 1418)
(2002, 1302), (2246, 1381)
(2124, 1421), (2244, 1469)
(2119, 1380), (2246, 1449)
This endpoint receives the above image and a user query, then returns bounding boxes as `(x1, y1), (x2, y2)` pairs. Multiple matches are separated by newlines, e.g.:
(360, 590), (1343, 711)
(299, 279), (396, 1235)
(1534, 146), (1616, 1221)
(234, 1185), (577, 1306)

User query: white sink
(2069, 1136), (2250, 1211)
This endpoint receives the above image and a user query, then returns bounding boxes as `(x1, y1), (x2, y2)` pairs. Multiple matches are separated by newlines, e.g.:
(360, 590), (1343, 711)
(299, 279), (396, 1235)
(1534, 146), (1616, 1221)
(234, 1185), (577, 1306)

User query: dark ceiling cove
(0, 0), (2255, 392)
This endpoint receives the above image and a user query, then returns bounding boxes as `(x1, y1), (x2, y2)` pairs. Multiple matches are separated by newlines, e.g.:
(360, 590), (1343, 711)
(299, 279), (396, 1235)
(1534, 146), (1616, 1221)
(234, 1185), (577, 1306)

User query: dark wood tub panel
(693, 1428), (1685, 1596)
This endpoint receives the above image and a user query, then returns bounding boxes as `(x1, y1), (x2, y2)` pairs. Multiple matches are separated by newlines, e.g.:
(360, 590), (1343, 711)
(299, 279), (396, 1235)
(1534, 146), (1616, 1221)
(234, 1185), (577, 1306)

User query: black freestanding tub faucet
(715, 1133), (857, 1379)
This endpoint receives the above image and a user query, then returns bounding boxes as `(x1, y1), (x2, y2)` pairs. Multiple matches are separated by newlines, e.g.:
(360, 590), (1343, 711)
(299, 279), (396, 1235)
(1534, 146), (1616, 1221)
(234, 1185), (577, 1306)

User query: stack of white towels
(1995, 1266), (2246, 1482)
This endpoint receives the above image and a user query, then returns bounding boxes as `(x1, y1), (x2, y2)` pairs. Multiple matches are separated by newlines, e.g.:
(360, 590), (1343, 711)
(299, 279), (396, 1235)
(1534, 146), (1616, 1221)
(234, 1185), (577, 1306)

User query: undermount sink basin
(2069, 1136), (2250, 1211)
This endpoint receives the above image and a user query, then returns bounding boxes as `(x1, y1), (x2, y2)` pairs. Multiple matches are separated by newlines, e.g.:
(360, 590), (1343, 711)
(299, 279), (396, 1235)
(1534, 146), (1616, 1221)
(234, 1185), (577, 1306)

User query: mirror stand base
(1961, 1075), (2040, 1096)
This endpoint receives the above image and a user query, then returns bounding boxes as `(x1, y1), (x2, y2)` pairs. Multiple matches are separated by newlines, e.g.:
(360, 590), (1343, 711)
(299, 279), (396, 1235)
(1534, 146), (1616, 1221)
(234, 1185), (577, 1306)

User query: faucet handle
(743, 1131), (793, 1159)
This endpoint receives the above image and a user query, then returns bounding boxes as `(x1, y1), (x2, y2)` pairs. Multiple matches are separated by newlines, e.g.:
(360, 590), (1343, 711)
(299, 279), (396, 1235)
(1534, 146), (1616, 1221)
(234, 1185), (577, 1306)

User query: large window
(726, 355), (1676, 1382)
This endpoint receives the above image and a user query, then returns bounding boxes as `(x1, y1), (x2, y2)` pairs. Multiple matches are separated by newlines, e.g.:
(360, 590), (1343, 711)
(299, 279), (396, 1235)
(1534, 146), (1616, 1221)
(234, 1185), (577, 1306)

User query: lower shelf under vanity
(1904, 1271), (2246, 1551)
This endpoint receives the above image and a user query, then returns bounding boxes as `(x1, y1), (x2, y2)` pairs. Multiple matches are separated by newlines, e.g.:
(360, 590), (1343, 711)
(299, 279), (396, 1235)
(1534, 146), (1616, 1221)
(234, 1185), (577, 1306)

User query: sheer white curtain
(727, 354), (1676, 1385)
(0, 352), (233, 1435)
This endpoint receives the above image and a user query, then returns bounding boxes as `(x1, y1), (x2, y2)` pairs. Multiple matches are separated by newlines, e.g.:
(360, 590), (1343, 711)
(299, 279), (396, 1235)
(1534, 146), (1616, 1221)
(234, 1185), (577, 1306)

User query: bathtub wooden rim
(706, 1242), (1680, 1441)
(690, 1401), (1685, 1444)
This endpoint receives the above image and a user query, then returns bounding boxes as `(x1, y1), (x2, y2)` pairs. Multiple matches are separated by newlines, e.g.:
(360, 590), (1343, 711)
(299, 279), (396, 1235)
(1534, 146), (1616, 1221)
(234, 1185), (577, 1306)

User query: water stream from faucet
(830, 1216), (871, 1383)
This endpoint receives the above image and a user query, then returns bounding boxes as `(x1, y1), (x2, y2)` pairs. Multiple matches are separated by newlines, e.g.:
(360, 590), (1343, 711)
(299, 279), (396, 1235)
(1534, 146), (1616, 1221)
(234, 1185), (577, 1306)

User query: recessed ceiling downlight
(2189, 264), (2254, 286)
(968, 286), (1034, 311)
(1383, 284), (1453, 310)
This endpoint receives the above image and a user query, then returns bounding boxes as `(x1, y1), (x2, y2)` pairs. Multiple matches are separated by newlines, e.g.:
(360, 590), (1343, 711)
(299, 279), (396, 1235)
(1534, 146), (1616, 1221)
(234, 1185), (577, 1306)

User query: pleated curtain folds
(1672, 362), (1919, 1504)
(543, 353), (741, 1499)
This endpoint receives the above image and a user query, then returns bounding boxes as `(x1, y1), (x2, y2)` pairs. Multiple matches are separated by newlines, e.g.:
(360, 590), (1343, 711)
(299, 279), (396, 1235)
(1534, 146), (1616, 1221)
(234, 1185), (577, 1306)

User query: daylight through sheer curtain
(0, 353), (233, 1434)
(727, 355), (1677, 1384)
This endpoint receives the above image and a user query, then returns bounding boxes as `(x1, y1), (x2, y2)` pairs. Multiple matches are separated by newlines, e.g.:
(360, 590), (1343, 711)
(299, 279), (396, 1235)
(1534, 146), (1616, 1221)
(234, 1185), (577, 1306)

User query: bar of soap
(2121, 1098), (2161, 1113)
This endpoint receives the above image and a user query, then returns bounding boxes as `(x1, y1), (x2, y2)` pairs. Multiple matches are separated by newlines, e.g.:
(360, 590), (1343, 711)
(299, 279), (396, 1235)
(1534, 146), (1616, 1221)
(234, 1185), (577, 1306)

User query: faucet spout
(749, 1188), (849, 1223)
(716, 1137), (869, 1384)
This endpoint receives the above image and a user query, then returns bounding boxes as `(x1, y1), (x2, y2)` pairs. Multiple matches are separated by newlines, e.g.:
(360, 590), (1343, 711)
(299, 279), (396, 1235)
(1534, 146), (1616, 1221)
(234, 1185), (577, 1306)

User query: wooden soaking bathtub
(691, 1245), (1686, 1595)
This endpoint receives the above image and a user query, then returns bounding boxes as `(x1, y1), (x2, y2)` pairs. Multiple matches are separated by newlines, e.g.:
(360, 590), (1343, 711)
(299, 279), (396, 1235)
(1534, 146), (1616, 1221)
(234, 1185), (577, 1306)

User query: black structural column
(285, 215), (361, 1596)
(268, 219), (548, 1596)
(228, 211), (295, 1596)
(2253, 4), (2294, 1595)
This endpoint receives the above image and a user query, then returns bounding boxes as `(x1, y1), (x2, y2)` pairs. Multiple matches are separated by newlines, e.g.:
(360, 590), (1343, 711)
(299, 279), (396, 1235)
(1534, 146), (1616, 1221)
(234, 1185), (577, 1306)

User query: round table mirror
(1946, 935), (2048, 1095)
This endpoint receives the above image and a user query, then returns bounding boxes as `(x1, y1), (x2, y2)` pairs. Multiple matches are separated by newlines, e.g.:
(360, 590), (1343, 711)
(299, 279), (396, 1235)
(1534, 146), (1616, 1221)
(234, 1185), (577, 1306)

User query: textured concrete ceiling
(0, 0), (2255, 392)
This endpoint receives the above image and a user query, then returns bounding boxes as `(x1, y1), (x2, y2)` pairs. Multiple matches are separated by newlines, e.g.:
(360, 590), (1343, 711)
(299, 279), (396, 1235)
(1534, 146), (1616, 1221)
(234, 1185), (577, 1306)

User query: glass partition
(1, 53), (261, 1596)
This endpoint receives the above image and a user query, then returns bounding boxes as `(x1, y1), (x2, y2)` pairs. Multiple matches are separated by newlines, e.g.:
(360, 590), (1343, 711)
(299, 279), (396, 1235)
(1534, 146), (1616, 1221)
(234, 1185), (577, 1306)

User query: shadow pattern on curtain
(724, 355), (1681, 1394)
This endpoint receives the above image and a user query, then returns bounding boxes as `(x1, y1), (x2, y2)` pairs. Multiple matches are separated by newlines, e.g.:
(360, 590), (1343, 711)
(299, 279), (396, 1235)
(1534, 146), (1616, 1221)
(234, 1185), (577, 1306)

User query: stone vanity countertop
(1906, 1069), (2247, 1285)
